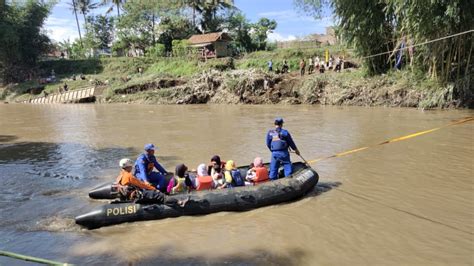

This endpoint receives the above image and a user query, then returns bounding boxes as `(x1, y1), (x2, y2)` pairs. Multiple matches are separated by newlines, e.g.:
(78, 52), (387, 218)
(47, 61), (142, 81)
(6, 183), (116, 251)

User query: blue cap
(144, 143), (155, 151)
(274, 117), (284, 124)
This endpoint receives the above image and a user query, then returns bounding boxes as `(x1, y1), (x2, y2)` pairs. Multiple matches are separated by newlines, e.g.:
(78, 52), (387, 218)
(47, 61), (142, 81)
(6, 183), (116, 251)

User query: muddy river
(0, 104), (472, 265)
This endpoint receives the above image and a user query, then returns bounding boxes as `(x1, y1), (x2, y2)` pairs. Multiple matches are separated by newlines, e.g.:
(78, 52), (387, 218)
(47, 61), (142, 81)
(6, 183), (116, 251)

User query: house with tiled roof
(188, 32), (232, 58)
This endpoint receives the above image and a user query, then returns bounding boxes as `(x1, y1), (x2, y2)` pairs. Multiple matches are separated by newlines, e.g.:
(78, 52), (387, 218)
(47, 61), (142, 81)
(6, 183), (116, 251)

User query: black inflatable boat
(76, 162), (318, 229)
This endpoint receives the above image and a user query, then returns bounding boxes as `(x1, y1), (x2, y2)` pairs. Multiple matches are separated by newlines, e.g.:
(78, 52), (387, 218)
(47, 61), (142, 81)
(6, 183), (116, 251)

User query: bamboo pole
(0, 250), (70, 265)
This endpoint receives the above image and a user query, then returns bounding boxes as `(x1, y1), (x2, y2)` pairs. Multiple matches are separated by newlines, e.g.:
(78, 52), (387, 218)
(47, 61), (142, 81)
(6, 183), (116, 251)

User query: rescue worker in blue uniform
(266, 118), (300, 180)
(135, 144), (169, 192)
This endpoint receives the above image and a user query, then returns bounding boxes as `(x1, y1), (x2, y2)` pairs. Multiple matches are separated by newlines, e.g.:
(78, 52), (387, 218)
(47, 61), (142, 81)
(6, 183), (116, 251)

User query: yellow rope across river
(304, 116), (474, 165)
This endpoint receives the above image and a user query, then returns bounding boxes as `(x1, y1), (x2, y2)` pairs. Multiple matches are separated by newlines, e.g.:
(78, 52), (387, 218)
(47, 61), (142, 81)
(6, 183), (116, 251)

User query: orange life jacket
(115, 169), (155, 190)
(252, 166), (269, 184)
(196, 175), (213, 191)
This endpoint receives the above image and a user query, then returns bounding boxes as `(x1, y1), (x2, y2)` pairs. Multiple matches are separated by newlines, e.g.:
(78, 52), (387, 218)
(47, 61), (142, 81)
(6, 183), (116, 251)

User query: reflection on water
(0, 104), (473, 265)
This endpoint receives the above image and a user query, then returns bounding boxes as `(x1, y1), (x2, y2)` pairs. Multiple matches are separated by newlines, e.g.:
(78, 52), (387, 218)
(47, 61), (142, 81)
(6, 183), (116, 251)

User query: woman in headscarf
(218, 160), (244, 189)
(208, 155), (225, 186)
(168, 163), (191, 194)
(193, 163), (214, 190)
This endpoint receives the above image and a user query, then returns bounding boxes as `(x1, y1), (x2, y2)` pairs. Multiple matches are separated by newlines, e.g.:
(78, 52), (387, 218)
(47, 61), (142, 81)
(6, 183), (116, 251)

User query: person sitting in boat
(266, 118), (300, 180)
(245, 162), (256, 186)
(167, 163), (193, 194)
(135, 143), (169, 193)
(208, 155), (225, 186)
(116, 158), (156, 191)
(116, 158), (186, 206)
(246, 157), (269, 185)
(218, 160), (245, 189)
(194, 163), (215, 190)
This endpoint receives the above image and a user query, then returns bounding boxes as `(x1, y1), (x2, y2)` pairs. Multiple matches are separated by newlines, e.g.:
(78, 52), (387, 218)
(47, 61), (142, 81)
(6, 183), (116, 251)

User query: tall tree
(0, 0), (51, 83)
(294, 0), (395, 75)
(70, 0), (83, 47)
(77, 0), (99, 31)
(181, 0), (234, 32)
(102, 0), (125, 17)
(294, 0), (473, 82)
(184, 0), (201, 27)
(114, 1), (184, 54)
(85, 15), (114, 50)
(226, 11), (254, 52)
(200, 0), (234, 32)
(251, 17), (277, 51)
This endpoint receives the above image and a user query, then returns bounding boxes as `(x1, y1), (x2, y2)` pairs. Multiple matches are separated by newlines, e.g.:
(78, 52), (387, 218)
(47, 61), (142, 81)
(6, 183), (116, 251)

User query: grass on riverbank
(3, 46), (469, 108)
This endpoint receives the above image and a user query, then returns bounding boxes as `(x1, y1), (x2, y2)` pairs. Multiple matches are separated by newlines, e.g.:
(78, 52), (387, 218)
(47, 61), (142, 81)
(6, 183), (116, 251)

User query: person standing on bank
(135, 143), (169, 192)
(266, 118), (300, 180)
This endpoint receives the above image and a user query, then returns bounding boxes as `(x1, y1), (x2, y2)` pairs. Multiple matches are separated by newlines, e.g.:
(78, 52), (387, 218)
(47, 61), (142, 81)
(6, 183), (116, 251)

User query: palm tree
(102, 0), (125, 17)
(202, 0), (234, 32)
(70, 0), (83, 47)
(185, 0), (234, 31)
(77, 0), (99, 31)
(185, 0), (202, 27)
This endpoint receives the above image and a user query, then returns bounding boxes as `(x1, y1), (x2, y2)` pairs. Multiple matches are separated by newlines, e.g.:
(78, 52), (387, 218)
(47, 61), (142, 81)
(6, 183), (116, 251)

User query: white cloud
(44, 16), (80, 42)
(267, 32), (297, 42)
(258, 10), (294, 18)
(55, 1), (72, 9)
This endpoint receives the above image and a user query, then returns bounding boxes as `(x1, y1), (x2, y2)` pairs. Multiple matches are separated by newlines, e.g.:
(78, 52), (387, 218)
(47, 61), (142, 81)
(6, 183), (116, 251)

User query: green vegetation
(1, 0), (471, 108)
(294, 0), (473, 85)
(0, 1), (51, 84)
(236, 45), (350, 71)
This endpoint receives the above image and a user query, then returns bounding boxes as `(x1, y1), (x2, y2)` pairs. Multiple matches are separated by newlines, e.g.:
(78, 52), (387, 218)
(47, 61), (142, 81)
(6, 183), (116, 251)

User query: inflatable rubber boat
(76, 162), (318, 229)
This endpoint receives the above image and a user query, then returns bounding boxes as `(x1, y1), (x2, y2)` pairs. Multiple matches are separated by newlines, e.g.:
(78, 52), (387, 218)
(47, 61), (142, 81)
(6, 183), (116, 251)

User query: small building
(188, 32), (232, 59)
(307, 27), (338, 46)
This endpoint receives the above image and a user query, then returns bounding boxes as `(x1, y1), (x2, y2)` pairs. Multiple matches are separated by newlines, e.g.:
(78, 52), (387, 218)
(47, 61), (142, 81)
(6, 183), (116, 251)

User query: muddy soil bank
(98, 69), (473, 109)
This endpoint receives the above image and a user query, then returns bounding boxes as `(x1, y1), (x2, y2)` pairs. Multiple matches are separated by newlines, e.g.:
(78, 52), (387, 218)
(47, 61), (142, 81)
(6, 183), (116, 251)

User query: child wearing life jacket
(193, 163), (215, 191)
(219, 160), (245, 189)
(245, 163), (256, 186)
(167, 164), (191, 194)
(246, 157), (269, 185)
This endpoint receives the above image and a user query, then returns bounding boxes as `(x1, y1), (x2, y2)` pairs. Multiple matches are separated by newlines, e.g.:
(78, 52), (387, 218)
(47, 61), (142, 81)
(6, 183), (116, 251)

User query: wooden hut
(188, 32), (232, 59)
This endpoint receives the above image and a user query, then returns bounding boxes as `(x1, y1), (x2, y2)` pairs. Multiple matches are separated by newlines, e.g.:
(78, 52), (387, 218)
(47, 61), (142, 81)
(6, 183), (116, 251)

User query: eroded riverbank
(4, 68), (473, 109)
(95, 69), (474, 109)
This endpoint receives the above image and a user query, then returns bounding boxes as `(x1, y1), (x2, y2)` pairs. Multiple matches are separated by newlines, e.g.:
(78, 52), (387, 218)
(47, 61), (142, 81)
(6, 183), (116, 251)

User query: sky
(44, 0), (334, 43)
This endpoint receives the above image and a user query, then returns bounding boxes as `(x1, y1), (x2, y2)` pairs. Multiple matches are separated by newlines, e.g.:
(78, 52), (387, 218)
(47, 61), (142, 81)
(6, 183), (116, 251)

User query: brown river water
(0, 104), (472, 265)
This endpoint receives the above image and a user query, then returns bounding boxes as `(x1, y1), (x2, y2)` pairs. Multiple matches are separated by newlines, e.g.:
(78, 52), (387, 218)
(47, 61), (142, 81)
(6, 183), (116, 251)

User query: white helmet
(119, 158), (134, 168)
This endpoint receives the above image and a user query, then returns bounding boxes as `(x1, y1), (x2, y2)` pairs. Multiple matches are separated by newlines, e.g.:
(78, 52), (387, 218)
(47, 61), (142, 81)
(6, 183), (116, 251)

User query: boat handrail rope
(302, 116), (474, 165)
(0, 250), (71, 265)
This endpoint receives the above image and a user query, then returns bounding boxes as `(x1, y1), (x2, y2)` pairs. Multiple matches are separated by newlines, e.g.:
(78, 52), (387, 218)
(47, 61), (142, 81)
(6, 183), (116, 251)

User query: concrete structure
(307, 27), (337, 46)
(275, 27), (338, 49)
(188, 32), (232, 58)
(21, 87), (103, 104)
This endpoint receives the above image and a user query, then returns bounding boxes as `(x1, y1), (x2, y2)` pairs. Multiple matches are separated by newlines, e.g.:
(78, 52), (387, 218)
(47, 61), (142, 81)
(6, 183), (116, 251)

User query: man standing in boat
(135, 144), (169, 192)
(266, 118), (300, 180)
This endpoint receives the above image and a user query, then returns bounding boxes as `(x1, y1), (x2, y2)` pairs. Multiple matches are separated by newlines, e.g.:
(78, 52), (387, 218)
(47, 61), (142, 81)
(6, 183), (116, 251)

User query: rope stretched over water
(303, 116), (474, 236)
(305, 116), (474, 165)
(335, 188), (474, 236)
(361, 29), (474, 59)
(0, 250), (70, 265)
